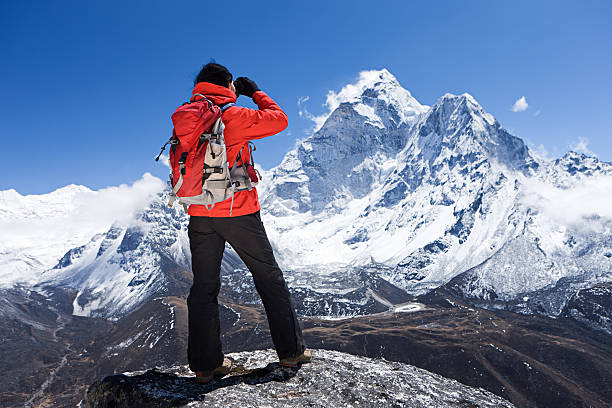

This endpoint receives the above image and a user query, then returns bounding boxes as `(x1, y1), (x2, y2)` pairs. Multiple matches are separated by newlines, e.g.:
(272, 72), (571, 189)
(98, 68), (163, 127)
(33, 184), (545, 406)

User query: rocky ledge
(84, 349), (514, 407)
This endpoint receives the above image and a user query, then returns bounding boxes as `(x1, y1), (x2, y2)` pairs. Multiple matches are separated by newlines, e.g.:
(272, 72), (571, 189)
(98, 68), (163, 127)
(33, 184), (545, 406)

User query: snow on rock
(392, 302), (426, 313)
(84, 349), (514, 408)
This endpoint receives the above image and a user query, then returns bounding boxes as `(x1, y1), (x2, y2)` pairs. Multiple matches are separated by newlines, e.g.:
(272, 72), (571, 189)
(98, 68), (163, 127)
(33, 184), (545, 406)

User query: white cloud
(570, 137), (596, 157)
(5, 173), (165, 234)
(511, 96), (528, 112)
(533, 110), (541, 117)
(71, 173), (166, 227)
(524, 138), (560, 162)
(520, 175), (612, 229)
(297, 95), (326, 133)
(158, 153), (170, 169)
(297, 95), (310, 111)
(529, 143), (553, 161)
(0, 173), (166, 284)
(297, 96), (311, 120)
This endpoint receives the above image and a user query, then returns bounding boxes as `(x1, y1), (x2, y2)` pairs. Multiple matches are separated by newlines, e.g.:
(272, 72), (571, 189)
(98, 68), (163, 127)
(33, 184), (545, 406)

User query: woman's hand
(234, 77), (260, 98)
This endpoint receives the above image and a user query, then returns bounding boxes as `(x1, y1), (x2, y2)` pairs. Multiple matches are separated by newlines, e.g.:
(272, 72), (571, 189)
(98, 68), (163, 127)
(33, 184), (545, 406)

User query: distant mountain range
(1, 69), (611, 407)
(1, 69), (611, 330)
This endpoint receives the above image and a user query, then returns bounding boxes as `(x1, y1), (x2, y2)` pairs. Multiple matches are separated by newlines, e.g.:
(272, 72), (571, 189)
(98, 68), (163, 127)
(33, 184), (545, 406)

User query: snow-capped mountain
(258, 69), (611, 318)
(46, 197), (191, 319)
(1, 68), (611, 323)
(0, 184), (96, 285)
(260, 74), (539, 275)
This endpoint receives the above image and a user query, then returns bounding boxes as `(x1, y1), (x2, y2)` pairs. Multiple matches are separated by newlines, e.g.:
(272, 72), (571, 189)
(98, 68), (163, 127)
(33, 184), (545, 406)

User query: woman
(183, 63), (310, 383)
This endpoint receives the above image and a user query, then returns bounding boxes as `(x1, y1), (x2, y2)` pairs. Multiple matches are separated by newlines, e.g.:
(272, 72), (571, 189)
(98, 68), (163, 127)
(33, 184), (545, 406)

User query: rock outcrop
(84, 349), (514, 408)
(562, 282), (612, 335)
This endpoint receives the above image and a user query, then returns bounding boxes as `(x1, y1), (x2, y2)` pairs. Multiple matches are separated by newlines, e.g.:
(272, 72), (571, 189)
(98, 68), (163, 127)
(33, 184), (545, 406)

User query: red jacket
(187, 82), (288, 217)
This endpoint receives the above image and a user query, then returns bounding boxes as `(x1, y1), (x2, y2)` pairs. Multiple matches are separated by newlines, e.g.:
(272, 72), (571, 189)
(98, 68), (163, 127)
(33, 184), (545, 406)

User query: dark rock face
(562, 283), (612, 335)
(117, 227), (145, 253)
(84, 349), (514, 408)
(54, 244), (87, 269)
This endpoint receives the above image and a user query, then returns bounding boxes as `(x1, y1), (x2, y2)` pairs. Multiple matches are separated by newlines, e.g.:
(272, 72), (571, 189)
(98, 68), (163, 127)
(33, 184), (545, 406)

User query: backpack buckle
(178, 152), (188, 165)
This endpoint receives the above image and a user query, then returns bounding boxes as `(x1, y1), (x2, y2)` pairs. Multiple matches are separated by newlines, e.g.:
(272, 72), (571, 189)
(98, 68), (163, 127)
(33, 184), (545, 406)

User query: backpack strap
(191, 93), (207, 101)
(232, 146), (253, 191)
(168, 152), (188, 208)
(220, 102), (235, 113)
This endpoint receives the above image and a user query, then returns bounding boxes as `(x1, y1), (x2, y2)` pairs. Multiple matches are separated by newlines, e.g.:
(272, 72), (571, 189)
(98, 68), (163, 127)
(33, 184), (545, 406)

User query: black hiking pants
(187, 211), (305, 372)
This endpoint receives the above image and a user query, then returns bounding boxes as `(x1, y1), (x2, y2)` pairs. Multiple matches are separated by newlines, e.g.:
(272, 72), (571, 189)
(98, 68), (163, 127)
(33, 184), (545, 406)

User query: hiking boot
(279, 349), (312, 367)
(194, 357), (232, 384)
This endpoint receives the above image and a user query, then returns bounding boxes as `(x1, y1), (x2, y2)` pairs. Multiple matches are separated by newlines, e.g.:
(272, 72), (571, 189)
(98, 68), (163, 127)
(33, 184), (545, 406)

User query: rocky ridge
(84, 349), (515, 408)
(562, 282), (612, 334)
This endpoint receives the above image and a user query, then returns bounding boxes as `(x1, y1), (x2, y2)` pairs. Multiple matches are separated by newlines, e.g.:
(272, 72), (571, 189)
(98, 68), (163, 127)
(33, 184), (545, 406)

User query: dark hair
(194, 63), (232, 87)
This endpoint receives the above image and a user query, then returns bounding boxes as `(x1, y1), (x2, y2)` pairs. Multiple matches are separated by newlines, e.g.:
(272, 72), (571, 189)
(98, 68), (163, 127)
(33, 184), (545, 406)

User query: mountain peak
(0, 188), (22, 199)
(432, 92), (496, 127)
(316, 69), (428, 132)
(556, 150), (602, 167)
(0, 184), (92, 203)
(439, 92), (480, 107)
(550, 150), (611, 178)
(55, 183), (91, 193)
(562, 150), (593, 161)
(412, 91), (537, 174)
(354, 68), (400, 89)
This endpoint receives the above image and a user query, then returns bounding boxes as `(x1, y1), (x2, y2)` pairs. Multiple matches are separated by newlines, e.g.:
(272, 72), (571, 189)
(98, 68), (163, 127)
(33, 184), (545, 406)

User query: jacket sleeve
(227, 91), (288, 144)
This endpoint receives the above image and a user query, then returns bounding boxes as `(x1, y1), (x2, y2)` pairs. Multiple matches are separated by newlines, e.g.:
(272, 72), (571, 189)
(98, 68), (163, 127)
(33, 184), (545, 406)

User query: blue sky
(1, 0), (611, 194)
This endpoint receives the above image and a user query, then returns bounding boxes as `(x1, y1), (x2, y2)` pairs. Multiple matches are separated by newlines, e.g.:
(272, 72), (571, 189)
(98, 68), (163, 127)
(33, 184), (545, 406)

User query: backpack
(155, 93), (260, 215)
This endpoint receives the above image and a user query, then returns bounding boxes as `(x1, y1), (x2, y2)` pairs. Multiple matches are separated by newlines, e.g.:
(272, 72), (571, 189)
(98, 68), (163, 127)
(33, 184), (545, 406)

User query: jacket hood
(192, 82), (237, 105)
